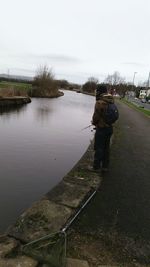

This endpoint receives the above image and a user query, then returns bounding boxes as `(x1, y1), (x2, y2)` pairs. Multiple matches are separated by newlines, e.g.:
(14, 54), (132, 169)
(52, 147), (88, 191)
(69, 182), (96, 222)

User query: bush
(82, 77), (98, 93)
(32, 66), (58, 97)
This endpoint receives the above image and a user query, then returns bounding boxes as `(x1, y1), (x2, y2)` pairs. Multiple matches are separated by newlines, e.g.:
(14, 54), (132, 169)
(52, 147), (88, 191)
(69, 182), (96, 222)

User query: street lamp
(133, 72), (137, 86)
(132, 72), (137, 98)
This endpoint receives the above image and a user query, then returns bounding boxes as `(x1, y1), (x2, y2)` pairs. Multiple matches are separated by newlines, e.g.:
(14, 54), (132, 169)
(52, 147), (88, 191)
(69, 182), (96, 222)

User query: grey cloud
(56, 71), (105, 84)
(122, 62), (148, 67)
(36, 54), (81, 63)
(7, 67), (35, 77)
(12, 53), (81, 64)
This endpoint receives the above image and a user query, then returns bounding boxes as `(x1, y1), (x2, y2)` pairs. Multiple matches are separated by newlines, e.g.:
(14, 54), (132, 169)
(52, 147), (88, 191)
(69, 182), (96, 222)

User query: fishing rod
(81, 124), (92, 131)
(81, 124), (96, 132)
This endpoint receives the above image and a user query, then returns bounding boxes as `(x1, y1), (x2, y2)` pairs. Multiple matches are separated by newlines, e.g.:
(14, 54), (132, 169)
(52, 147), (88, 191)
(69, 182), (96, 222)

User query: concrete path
(85, 99), (150, 238)
(102, 100), (150, 238)
(68, 100), (150, 265)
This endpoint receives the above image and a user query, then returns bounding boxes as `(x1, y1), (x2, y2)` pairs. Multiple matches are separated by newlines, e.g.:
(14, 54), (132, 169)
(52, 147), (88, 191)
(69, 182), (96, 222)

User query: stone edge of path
(66, 258), (90, 267)
(0, 140), (102, 267)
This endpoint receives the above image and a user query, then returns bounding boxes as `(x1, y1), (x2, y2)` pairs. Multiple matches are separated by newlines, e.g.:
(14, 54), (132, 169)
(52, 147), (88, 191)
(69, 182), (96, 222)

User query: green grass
(120, 98), (150, 117)
(0, 81), (32, 90)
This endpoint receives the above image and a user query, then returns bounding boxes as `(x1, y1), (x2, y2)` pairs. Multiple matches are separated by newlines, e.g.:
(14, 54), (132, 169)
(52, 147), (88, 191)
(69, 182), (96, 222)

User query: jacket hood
(100, 93), (114, 104)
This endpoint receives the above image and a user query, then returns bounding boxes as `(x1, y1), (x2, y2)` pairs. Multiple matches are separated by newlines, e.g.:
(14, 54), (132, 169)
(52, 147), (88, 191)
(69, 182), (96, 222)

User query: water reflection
(0, 90), (94, 232)
(0, 104), (27, 116)
(35, 105), (53, 124)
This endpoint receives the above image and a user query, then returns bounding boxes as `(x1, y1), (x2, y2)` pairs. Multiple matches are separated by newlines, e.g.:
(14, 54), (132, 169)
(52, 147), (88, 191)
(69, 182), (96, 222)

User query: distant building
(125, 91), (135, 98)
(128, 91), (135, 97)
(147, 88), (150, 97)
(139, 88), (150, 98)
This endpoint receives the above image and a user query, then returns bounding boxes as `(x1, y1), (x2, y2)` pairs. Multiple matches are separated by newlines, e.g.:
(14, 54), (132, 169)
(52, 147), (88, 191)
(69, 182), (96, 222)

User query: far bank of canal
(0, 90), (94, 232)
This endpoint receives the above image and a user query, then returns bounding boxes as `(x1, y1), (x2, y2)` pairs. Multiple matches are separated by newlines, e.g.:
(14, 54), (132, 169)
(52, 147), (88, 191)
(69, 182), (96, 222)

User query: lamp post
(133, 72), (137, 98)
(147, 72), (150, 88)
(133, 72), (137, 86)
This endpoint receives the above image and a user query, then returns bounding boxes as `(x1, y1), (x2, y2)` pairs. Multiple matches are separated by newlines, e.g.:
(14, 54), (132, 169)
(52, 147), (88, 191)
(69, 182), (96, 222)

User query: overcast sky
(0, 0), (150, 84)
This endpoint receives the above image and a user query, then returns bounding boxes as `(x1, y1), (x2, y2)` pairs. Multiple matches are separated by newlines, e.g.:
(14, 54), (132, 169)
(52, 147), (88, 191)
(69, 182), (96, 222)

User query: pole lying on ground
(61, 189), (97, 233)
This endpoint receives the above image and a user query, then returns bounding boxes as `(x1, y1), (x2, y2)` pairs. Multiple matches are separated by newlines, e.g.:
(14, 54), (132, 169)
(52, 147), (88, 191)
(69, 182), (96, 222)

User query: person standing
(91, 84), (117, 172)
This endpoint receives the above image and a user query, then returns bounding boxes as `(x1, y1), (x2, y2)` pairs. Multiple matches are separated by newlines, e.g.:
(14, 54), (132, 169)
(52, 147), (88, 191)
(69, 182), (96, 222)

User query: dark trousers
(93, 126), (113, 169)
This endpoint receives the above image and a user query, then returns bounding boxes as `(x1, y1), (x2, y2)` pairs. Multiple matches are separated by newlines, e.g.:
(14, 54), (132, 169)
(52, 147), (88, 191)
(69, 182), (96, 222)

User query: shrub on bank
(32, 66), (60, 97)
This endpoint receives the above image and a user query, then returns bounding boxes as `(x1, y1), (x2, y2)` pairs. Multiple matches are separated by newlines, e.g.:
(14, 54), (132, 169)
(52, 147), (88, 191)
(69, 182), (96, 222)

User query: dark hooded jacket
(92, 93), (114, 128)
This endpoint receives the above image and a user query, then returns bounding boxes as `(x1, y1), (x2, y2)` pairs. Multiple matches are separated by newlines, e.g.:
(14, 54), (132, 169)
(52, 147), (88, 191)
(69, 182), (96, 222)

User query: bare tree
(138, 80), (149, 88)
(82, 77), (98, 93)
(104, 74), (113, 85)
(105, 71), (125, 85)
(88, 77), (99, 84)
(33, 65), (58, 97)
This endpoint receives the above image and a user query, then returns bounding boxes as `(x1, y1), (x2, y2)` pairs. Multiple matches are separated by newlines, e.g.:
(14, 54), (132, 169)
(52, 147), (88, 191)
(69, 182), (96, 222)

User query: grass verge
(0, 81), (32, 97)
(0, 81), (32, 90)
(120, 98), (150, 117)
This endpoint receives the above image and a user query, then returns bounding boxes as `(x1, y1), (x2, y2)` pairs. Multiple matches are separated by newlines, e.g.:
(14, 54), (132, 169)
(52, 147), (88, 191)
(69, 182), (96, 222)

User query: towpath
(68, 100), (150, 266)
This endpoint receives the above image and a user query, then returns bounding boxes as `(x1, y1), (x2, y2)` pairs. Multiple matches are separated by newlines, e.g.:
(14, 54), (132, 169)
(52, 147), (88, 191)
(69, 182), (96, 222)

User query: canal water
(0, 90), (94, 232)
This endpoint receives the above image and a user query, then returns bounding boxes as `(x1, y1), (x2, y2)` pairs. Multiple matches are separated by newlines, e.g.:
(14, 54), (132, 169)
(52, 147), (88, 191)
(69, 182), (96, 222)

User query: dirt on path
(67, 100), (150, 267)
